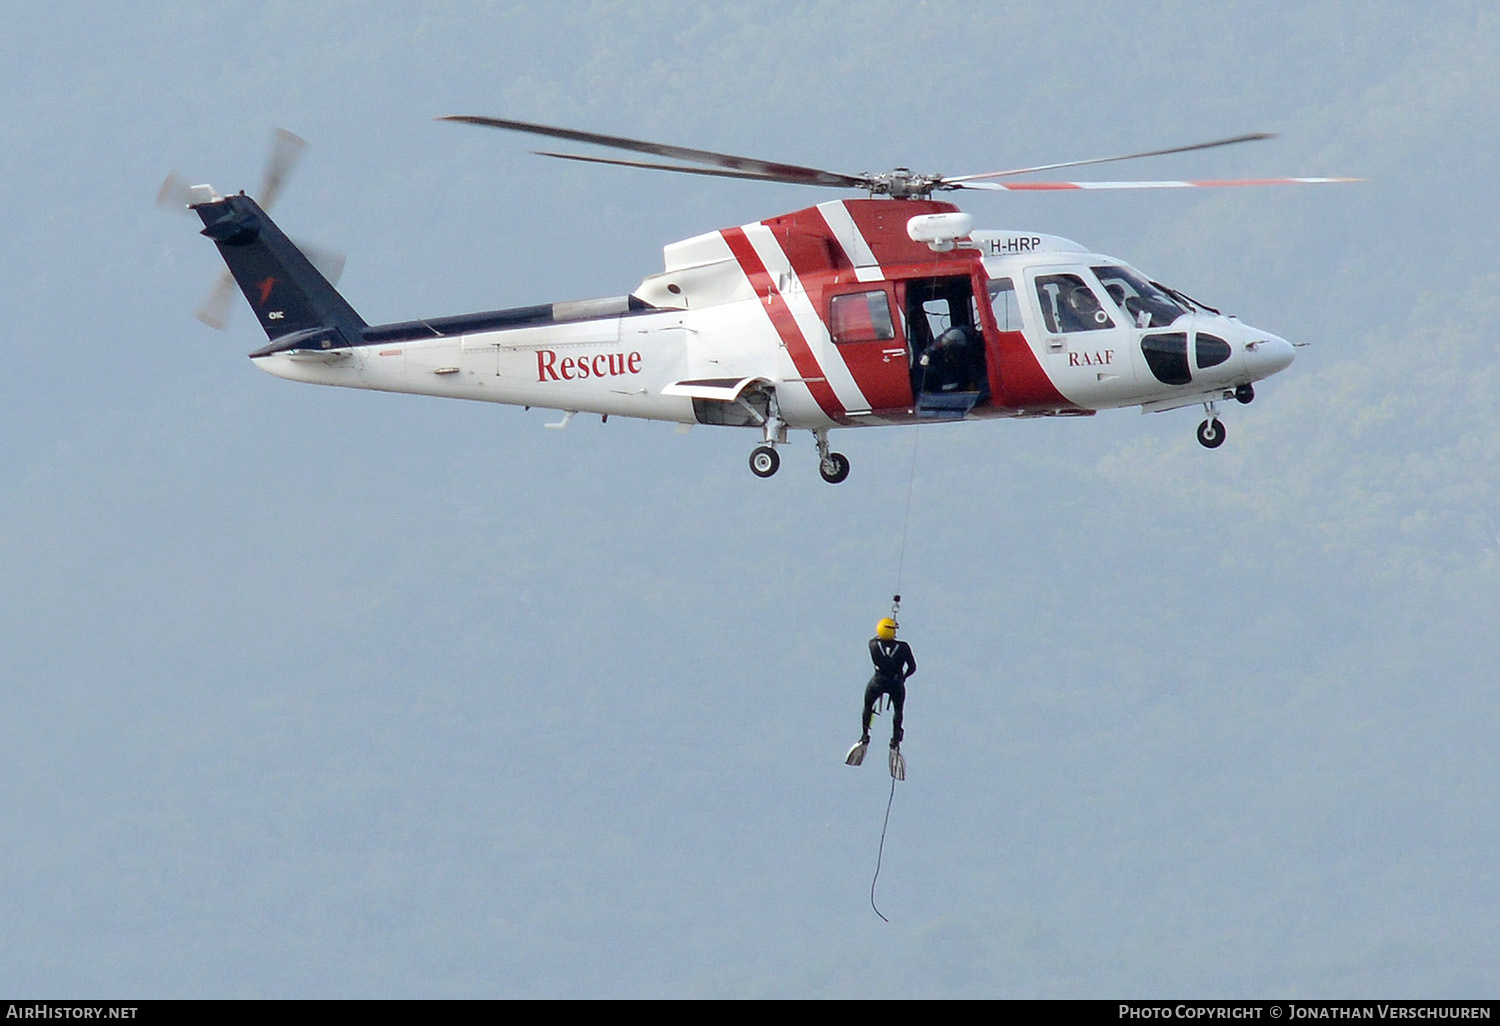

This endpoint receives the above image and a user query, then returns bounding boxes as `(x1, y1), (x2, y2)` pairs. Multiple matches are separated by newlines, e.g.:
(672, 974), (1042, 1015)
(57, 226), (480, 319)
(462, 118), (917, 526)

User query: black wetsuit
(862, 638), (916, 747)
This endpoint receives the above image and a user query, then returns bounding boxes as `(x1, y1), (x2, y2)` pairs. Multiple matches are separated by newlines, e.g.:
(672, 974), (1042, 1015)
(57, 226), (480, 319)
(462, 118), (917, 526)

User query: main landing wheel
(749, 445), (780, 478)
(819, 452), (851, 484)
(1197, 418), (1227, 449)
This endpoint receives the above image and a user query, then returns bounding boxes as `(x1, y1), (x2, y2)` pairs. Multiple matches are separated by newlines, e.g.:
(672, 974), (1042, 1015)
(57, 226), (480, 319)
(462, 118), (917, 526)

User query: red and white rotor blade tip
(958, 176), (1361, 192)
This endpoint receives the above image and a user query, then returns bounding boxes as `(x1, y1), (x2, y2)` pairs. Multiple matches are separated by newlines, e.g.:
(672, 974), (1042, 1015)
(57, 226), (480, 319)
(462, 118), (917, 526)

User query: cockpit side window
(1034, 273), (1115, 334)
(1091, 265), (1185, 329)
(1196, 332), (1231, 369)
(1141, 332), (1191, 385)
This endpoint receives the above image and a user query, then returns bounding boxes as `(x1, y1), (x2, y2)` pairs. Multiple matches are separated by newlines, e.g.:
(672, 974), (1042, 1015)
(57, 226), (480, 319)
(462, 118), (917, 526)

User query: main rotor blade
(441, 114), (866, 189)
(259, 127), (307, 210)
(533, 149), (858, 187)
(954, 175), (1361, 192)
(946, 133), (1276, 184)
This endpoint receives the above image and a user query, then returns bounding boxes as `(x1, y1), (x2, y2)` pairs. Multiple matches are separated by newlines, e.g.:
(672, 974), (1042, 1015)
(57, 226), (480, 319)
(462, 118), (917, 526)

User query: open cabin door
(898, 274), (990, 419)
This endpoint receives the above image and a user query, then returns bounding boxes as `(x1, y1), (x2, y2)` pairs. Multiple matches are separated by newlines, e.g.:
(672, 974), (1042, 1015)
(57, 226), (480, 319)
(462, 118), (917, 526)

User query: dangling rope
(869, 773), (897, 922)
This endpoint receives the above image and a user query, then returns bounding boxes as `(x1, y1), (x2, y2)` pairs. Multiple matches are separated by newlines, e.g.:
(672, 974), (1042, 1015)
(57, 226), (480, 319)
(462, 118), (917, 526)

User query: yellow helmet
(876, 617), (898, 640)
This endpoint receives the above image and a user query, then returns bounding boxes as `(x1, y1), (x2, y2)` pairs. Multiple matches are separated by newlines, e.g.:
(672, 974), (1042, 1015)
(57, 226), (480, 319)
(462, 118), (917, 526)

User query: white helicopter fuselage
(193, 191), (1294, 475)
(250, 198), (1293, 439)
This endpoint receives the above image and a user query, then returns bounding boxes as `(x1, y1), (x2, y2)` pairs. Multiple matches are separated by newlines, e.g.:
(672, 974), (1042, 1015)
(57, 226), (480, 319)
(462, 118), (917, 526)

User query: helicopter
(165, 118), (1353, 482)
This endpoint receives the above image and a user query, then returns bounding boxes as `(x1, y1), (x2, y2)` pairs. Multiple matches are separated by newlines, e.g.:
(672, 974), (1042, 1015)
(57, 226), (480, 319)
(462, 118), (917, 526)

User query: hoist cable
(893, 426), (921, 599)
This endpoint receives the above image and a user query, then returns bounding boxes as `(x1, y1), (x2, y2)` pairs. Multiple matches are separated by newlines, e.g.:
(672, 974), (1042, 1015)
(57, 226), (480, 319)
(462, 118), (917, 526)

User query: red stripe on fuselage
(721, 226), (846, 420)
(800, 205), (911, 411)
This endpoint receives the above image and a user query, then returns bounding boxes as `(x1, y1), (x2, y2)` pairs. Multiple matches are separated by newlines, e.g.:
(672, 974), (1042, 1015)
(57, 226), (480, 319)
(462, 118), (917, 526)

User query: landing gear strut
(1197, 400), (1227, 449)
(814, 429), (850, 485)
(748, 390), (786, 478)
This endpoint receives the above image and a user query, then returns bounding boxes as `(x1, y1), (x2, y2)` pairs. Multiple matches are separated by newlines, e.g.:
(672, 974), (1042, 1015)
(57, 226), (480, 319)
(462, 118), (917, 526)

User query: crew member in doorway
(918, 326), (976, 393)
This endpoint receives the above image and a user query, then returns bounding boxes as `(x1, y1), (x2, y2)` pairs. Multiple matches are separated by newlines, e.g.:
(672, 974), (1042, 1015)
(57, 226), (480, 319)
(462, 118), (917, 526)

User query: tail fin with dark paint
(193, 193), (365, 346)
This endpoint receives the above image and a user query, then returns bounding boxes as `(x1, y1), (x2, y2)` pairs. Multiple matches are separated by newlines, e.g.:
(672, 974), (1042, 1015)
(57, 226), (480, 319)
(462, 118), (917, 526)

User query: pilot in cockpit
(1060, 283), (1109, 332)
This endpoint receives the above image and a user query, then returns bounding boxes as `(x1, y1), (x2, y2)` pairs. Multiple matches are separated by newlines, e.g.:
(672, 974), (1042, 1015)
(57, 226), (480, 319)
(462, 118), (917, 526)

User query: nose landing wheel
(1196, 399), (1228, 449)
(1197, 417), (1227, 448)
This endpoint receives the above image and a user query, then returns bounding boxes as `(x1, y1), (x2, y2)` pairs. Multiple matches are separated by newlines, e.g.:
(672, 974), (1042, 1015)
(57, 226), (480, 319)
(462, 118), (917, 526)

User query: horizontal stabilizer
(284, 349), (353, 364)
(661, 376), (771, 402)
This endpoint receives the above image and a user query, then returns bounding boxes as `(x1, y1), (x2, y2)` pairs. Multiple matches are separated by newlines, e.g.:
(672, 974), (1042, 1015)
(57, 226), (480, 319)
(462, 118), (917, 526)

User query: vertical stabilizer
(193, 193), (365, 345)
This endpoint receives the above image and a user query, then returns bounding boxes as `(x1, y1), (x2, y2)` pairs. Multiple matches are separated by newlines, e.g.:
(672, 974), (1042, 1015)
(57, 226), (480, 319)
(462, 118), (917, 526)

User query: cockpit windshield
(1091, 265), (1185, 329)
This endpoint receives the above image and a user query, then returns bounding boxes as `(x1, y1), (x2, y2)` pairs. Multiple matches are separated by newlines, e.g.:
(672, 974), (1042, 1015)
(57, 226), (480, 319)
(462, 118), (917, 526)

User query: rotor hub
(866, 168), (944, 200)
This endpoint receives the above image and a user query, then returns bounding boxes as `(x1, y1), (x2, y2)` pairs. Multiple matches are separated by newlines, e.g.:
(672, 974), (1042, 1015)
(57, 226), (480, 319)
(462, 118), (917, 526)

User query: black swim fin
(845, 741), (868, 767)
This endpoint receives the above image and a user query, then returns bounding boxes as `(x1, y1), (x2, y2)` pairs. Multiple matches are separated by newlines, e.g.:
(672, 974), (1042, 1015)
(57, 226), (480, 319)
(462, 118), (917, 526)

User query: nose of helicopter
(1244, 334), (1295, 379)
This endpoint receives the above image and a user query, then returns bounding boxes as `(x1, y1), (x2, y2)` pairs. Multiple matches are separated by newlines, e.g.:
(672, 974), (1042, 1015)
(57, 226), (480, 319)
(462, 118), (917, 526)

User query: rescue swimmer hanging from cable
(846, 615), (917, 780)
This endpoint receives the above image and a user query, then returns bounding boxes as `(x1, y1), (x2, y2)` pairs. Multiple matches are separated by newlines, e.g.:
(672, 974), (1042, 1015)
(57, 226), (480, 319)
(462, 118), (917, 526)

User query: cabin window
(1196, 332), (1231, 369)
(829, 290), (896, 345)
(988, 278), (1023, 331)
(1141, 332), (1191, 385)
(1091, 265), (1185, 329)
(1035, 273), (1115, 334)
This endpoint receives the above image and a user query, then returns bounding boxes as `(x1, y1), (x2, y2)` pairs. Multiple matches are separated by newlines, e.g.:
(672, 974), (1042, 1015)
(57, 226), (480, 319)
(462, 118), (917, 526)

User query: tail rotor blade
(259, 128), (307, 210)
(194, 238), (348, 331)
(174, 128), (340, 332)
(156, 172), (200, 213)
(295, 238), (347, 286)
(195, 270), (237, 330)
